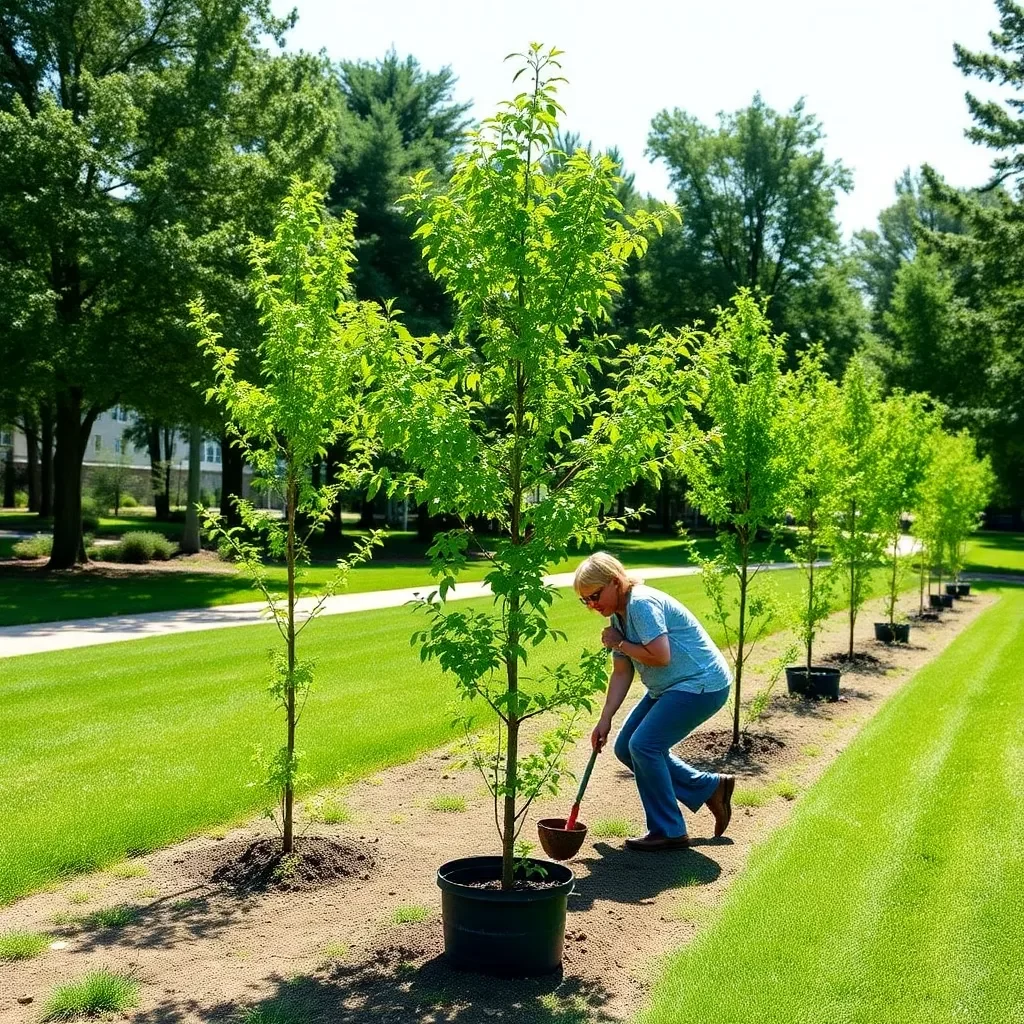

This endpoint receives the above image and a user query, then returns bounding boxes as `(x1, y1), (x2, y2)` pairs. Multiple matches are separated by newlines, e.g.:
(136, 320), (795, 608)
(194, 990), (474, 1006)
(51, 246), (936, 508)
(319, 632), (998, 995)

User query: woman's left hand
(601, 626), (624, 650)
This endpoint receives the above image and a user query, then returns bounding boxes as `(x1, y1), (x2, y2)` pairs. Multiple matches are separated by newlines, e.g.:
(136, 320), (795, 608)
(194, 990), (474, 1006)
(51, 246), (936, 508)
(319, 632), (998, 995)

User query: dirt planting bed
(0, 592), (993, 1023)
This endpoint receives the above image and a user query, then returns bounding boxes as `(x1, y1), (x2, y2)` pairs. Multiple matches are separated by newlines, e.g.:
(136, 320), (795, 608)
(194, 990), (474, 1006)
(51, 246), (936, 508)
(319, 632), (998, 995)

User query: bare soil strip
(0, 591), (992, 1023)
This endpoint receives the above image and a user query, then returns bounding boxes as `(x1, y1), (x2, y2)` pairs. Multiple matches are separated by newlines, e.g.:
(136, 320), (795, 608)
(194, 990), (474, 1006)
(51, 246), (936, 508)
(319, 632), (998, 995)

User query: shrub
(113, 531), (175, 564)
(14, 489), (28, 508)
(80, 497), (100, 532)
(12, 533), (52, 559)
(41, 970), (138, 1021)
(121, 494), (139, 508)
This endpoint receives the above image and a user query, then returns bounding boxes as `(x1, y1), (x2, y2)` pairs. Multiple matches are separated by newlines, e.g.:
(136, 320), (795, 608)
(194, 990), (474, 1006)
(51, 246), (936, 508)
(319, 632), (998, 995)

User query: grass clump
(12, 533), (53, 559)
(304, 794), (351, 825)
(732, 786), (771, 808)
(86, 904), (140, 929)
(589, 818), (634, 838)
(41, 970), (138, 1021)
(427, 794), (466, 813)
(238, 1006), (309, 1024)
(800, 744), (822, 758)
(109, 860), (148, 879)
(0, 929), (50, 961)
(391, 904), (431, 925)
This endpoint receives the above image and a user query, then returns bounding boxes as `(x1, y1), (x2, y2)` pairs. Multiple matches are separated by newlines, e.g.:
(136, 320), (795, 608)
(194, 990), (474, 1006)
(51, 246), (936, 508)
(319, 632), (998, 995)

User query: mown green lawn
(964, 530), (1024, 574)
(0, 567), (885, 906)
(0, 530), (783, 627)
(638, 583), (1024, 1024)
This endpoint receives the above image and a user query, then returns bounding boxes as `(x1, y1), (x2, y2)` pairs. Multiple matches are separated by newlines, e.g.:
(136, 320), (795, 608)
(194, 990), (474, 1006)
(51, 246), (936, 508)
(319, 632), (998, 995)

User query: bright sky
(273, 0), (1003, 238)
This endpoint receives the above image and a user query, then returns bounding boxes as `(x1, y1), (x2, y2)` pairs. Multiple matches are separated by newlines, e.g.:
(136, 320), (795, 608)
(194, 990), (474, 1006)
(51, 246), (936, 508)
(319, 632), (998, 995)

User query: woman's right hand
(591, 717), (611, 752)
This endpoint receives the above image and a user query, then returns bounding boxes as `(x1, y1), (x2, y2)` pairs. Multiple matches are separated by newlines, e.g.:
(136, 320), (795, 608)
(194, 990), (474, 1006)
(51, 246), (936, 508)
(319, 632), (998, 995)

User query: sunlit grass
(0, 929), (50, 961)
(41, 970), (138, 1021)
(639, 586), (1024, 1024)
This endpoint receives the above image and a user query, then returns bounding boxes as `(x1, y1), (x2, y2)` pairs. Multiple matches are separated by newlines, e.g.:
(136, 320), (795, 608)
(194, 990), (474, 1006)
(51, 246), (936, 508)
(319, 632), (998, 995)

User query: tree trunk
(415, 501), (433, 543)
(2, 446), (15, 508)
(220, 431), (244, 526)
(358, 493), (375, 529)
(48, 388), (97, 569)
(39, 401), (54, 518)
(181, 423), (202, 554)
(147, 424), (170, 520)
(23, 408), (41, 512)
(733, 542), (749, 747)
(283, 470), (298, 855)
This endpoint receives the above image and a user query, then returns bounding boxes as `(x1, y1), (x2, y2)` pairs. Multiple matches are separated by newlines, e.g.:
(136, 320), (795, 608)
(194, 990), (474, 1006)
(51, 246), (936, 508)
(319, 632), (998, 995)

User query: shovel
(536, 746), (600, 861)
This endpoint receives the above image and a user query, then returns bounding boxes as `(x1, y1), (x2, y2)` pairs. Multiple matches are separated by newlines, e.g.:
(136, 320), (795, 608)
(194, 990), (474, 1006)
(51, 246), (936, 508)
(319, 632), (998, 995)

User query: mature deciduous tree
(645, 94), (862, 364)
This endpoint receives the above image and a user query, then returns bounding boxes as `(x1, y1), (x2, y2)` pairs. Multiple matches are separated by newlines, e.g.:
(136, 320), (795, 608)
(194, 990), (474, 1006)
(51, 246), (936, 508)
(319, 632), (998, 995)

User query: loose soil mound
(186, 837), (376, 892)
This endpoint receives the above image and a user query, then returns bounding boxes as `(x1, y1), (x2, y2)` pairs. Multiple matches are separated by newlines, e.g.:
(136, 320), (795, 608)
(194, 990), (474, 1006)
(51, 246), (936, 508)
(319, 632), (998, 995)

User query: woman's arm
(591, 656), (634, 751)
(601, 626), (670, 668)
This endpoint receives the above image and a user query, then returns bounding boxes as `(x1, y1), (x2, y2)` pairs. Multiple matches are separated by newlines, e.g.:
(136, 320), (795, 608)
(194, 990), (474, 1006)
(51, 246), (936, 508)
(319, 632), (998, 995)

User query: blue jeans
(613, 686), (730, 838)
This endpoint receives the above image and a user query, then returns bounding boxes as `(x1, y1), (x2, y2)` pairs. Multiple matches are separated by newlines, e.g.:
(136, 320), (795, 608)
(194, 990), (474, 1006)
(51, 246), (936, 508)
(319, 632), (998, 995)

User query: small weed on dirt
(0, 929), (50, 961)
(41, 969), (138, 1021)
(590, 818), (634, 838)
(305, 794), (351, 825)
(68, 891), (90, 905)
(109, 860), (149, 879)
(427, 794), (466, 813)
(391, 904), (431, 925)
(87, 904), (140, 928)
(801, 744), (822, 757)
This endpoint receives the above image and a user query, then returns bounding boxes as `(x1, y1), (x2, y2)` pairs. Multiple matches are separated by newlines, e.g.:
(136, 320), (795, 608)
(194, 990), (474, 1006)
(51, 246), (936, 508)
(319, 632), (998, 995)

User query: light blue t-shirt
(612, 584), (731, 697)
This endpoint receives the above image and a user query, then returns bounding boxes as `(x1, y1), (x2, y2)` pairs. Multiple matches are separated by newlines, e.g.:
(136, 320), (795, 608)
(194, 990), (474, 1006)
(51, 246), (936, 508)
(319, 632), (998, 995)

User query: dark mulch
(182, 836), (376, 892)
(822, 650), (885, 671)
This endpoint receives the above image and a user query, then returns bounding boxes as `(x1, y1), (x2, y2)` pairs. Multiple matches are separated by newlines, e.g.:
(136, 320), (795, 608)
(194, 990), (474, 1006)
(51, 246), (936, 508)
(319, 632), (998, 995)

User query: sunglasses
(579, 582), (608, 608)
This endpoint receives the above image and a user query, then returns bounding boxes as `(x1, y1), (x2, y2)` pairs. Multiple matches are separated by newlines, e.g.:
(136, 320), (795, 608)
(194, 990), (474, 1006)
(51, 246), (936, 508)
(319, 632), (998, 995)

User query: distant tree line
(2, 0), (1022, 570)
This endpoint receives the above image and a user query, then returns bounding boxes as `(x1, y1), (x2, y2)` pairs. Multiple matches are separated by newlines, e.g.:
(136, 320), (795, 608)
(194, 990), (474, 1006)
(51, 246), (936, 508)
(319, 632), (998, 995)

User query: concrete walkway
(0, 536), (922, 659)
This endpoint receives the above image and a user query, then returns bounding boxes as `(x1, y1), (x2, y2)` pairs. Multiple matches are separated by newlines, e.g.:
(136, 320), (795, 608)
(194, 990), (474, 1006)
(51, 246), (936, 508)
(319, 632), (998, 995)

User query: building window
(0, 428), (11, 448)
(204, 441), (222, 464)
(94, 435), (102, 453)
(111, 405), (131, 423)
(113, 438), (121, 455)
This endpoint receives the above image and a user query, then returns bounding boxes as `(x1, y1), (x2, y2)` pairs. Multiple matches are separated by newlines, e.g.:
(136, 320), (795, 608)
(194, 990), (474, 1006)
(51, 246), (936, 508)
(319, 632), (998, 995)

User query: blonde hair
(573, 552), (642, 596)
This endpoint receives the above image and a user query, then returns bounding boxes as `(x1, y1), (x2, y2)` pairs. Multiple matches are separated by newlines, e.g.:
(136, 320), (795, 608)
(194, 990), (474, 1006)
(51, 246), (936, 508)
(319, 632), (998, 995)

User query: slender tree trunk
(2, 446), (15, 508)
(49, 388), (97, 569)
(889, 532), (900, 628)
(39, 401), (54, 518)
(848, 499), (857, 660)
(23, 408), (41, 512)
(283, 470), (298, 854)
(358, 493), (375, 529)
(147, 424), (170, 520)
(219, 431), (244, 527)
(181, 422), (202, 554)
(806, 533), (815, 675)
(733, 540), (749, 747)
(163, 428), (175, 515)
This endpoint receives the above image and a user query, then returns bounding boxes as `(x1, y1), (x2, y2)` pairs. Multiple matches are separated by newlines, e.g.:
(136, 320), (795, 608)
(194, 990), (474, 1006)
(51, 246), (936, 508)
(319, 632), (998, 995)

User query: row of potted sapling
(191, 46), (994, 978)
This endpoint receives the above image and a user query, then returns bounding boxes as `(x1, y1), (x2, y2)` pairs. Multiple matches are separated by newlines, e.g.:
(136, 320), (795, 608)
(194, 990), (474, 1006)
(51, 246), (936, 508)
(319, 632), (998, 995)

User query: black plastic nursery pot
(437, 856), (575, 976)
(929, 594), (944, 610)
(940, 593), (955, 609)
(957, 583), (972, 597)
(945, 584), (959, 597)
(785, 666), (841, 701)
(874, 622), (911, 644)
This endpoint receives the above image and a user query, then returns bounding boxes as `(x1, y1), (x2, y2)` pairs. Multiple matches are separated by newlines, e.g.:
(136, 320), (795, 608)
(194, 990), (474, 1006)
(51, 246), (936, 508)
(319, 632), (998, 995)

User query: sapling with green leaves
(678, 292), (798, 746)
(191, 180), (392, 854)
(781, 346), (842, 674)
(833, 357), (885, 659)
(916, 430), (993, 597)
(372, 45), (696, 889)
(872, 391), (935, 629)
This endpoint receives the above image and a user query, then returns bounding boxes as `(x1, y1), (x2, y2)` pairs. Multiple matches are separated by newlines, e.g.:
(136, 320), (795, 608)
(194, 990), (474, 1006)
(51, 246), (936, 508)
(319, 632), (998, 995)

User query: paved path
(0, 537), (922, 659)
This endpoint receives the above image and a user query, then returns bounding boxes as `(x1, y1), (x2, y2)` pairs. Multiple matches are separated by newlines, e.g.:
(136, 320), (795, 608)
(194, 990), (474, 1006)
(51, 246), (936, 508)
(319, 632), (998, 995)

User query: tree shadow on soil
(569, 841), (722, 912)
(135, 935), (620, 1024)
(64, 887), (257, 953)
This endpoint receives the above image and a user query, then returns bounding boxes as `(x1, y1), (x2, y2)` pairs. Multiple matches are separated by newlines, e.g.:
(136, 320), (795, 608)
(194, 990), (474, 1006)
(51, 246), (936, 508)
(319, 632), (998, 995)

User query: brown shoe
(706, 775), (735, 837)
(623, 833), (690, 852)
